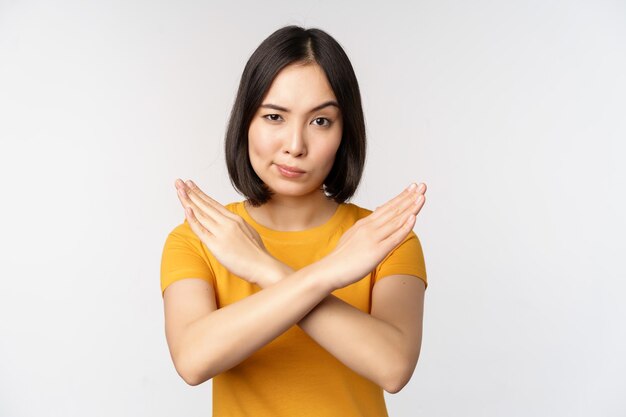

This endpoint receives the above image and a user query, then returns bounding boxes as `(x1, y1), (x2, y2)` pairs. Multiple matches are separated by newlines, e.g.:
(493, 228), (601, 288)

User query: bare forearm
(178, 261), (334, 385)
(259, 263), (409, 392)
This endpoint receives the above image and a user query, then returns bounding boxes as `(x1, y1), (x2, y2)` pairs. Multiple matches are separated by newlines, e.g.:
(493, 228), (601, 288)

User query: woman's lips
(275, 164), (305, 178)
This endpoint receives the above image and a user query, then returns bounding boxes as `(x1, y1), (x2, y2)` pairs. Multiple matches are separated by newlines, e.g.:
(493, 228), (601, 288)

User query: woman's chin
(264, 182), (322, 198)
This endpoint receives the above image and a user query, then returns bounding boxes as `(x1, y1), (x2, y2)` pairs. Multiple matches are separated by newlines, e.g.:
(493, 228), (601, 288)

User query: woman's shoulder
(224, 201), (244, 214)
(342, 201), (373, 218)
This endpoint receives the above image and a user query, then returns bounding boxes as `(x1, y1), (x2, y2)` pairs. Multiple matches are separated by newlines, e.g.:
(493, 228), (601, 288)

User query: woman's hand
(321, 182), (427, 291)
(174, 179), (281, 287)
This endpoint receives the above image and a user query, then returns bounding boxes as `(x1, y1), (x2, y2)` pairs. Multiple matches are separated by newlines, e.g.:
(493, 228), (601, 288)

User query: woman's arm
(258, 262), (426, 393)
(175, 257), (335, 386)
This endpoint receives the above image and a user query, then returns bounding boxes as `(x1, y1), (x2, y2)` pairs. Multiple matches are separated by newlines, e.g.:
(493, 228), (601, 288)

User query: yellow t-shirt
(160, 201), (427, 417)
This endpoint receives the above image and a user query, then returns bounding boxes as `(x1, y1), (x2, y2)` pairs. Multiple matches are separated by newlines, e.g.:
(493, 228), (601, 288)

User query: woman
(160, 25), (428, 417)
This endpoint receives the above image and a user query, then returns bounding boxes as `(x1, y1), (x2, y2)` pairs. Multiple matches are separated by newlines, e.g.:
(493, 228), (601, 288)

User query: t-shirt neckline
(237, 201), (350, 242)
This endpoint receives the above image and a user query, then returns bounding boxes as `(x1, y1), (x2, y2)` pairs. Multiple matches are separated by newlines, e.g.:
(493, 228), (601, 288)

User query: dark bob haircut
(224, 25), (367, 206)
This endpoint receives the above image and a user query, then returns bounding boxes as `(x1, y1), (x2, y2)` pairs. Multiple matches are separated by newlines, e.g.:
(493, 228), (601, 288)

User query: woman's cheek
(248, 126), (276, 163)
(251, 140), (274, 165)
(322, 136), (342, 167)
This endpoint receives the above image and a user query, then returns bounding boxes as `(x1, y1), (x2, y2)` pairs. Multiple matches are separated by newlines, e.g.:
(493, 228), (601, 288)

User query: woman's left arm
(261, 263), (425, 394)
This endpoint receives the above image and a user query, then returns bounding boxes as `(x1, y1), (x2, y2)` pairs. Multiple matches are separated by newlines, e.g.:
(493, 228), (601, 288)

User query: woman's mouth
(275, 164), (306, 178)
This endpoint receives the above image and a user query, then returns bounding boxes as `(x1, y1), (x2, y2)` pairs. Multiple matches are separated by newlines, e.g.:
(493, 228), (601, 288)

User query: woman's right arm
(165, 256), (335, 386)
(164, 183), (421, 385)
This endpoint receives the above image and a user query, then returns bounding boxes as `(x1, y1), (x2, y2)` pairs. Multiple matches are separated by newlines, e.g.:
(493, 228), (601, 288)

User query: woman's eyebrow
(259, 100), (339, 113)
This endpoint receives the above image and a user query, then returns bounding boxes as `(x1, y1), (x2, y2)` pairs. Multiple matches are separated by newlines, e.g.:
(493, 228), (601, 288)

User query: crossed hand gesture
(175, 179), (426, 290)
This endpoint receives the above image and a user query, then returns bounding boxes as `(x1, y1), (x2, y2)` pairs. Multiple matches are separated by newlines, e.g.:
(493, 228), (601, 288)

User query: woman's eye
(263, 114), (282, 122)
(262, 114), (331, 126)
(312, 117), (331, 127)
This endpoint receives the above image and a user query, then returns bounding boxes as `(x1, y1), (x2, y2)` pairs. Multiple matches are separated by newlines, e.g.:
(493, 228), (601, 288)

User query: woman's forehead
(262, 63), (338, 110)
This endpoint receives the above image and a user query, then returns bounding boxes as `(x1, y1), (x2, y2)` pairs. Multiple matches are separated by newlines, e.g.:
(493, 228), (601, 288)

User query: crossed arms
(162, 180), (427, 393)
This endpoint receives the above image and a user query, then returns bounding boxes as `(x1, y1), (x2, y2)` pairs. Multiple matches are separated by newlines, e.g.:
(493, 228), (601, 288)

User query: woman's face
(247, 62), (343, 199)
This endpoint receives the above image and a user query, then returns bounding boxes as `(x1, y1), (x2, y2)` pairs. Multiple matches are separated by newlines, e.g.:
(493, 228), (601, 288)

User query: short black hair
(224, 25), (366, 206)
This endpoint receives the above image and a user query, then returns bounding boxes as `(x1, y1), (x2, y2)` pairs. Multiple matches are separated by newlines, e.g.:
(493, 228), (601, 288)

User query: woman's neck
(244, 189), (339, 232)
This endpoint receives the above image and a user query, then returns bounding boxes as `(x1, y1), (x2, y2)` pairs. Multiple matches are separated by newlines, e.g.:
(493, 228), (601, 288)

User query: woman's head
(225, 25), (366, 206)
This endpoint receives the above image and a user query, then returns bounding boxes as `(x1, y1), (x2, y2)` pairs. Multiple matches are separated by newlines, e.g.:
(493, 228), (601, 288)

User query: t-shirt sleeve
(160, 220), (216, 297)
(374, 230), (427, 289)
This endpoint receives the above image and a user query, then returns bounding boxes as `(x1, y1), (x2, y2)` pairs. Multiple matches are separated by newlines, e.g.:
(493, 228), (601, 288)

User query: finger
(371, 186), (423, 226)
(380, 212), (417, 251)
(177, 183), (260, 244)
(181, 180), (262, 241)
(175, 180), (224, 224)
(183, 205), (214, 242)
(184, 188), (224, 224)
(177, 186), (218, 230)
(375, 194), (425, 240)
(370, 183), (416, 217)
(369, 182), (424, 220)
(183, 180), (239, 220)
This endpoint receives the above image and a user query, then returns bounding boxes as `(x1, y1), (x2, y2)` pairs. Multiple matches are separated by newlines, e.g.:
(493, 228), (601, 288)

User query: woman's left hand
(174, 178), (282, 287)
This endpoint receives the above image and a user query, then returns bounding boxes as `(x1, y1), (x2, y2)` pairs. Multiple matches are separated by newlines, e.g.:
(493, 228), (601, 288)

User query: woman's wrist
(255, 253), (343, 293)
(254, 257), (293, 288)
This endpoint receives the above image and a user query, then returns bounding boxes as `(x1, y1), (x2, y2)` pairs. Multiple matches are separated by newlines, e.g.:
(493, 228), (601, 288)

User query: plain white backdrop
(1, 1), (625, 416)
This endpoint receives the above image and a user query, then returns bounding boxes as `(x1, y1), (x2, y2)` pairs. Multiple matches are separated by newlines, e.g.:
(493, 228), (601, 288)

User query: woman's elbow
(384, 356), (419, 394)
(384, 375), (409, 394)
(178, 365), (214, 387)
(173, 351), (214, 386)
(180, 370), (200, 386)
(173, 359), (199, 386)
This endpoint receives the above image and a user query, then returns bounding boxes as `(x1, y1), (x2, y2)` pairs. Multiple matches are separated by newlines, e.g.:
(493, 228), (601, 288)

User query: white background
(1, 1), (625, 416)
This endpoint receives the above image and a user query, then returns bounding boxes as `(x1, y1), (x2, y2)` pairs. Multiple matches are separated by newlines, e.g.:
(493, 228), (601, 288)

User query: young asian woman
(160, 25), (428, 417)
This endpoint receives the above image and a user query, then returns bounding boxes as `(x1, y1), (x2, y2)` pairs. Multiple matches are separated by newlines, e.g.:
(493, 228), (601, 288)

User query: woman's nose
(283, 125), (307, 157)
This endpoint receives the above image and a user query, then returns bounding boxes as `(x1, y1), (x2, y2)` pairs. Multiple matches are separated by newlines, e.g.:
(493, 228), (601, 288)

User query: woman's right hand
(322, 182), (427, 291)
(175, 179), (279, 287)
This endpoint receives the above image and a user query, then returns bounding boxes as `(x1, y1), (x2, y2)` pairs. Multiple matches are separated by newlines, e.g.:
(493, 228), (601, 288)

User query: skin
(163, 62), (428, 394)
